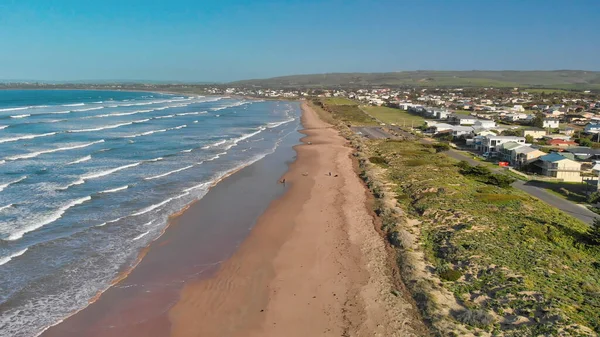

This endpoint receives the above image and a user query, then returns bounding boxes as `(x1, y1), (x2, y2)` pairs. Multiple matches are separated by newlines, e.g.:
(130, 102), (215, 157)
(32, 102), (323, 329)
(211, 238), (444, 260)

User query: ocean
(0, 90), (301, 337)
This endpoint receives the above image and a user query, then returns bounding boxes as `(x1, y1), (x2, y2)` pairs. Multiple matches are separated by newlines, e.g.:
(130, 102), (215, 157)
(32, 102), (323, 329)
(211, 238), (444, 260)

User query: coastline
(41, 102), (428, 337)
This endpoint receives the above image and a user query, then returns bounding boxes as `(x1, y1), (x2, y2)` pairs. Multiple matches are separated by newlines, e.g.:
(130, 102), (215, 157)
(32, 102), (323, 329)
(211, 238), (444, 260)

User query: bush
(589, 218), (600, 245)
(433, 142), (451, 153)
(439, 269), (463, 281)
(453, 309), (495, 328)
(486, 173), (516, 188)
(368, 156), (388, 165)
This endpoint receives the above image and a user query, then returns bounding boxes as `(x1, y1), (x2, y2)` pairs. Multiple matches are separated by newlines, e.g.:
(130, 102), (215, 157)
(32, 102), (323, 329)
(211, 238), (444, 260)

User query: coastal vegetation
(361, 105), (425, 125)
(311, 98), (378, 126)
(323, 104), (600, 335)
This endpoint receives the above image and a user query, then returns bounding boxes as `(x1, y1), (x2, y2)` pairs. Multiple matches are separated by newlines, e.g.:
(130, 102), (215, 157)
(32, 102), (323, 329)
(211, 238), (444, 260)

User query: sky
(0, 0), (599, 82)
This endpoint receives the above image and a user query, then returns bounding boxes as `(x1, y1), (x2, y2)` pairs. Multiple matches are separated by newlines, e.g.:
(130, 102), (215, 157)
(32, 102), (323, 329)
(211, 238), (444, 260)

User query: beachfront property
(477, 135), (526, 154)
(497, 142), (546, 166)
(534, 153), (582, 182)
(448, 114), (478, 125)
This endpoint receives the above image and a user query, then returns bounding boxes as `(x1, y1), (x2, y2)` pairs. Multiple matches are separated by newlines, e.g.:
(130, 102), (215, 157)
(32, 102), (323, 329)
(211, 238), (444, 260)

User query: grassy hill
(230, 70), (600, 90)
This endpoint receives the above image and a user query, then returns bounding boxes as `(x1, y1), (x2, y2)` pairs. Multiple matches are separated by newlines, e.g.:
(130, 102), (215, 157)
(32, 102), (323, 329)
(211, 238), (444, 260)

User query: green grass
(313, 99), (377, 126)
(524, 88), (573, 94)
(323, 97), (357, 106)
(369, 140), (600, 335)
(454, 110), (472, 115)
(361, 105), (425, 126)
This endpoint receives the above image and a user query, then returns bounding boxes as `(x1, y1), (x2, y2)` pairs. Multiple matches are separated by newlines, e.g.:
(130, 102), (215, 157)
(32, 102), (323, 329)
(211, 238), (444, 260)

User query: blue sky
(1, 0), (599, 82)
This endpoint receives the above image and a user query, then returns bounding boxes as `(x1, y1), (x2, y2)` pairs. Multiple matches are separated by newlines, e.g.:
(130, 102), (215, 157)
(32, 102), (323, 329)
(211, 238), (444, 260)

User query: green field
(365, 140), (600, 335)
(361, 105), (425, 126)
(312, 98), (378, 126)
(322, 97), (357, 105)
(454, 110), (472, 115)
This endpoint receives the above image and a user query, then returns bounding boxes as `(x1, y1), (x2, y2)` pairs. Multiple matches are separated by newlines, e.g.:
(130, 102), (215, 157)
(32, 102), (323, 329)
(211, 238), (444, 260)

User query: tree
(578, 137), (593, 147)
(589, 218), (600, 245)
(531, 113), (544, 128)
(525, 134), (534, 143)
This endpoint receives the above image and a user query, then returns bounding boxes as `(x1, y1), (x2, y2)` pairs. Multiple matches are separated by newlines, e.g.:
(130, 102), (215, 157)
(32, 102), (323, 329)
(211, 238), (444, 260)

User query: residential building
(543, 118), (560, 129)
(536, 153), (582, 182)
(479, 135), (526, 154)
(513, 146), (546, 167)
(523, 128), (546, 139)
(451, 126), (475, 138)
(449, 114), (478, 125)
(547, 139), (577, 147)
(585, 122), (600, 134)
(473, 119), (496, 129)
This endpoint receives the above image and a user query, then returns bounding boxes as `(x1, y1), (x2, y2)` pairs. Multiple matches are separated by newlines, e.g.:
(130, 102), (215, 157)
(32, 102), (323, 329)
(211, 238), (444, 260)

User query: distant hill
(229, 70), (600, 89)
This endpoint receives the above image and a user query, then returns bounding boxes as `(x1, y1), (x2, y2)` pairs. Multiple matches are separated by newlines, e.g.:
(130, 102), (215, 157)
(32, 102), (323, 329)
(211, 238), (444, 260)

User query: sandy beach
(167, 102), (428, 336)
(42, 102), (427, 337)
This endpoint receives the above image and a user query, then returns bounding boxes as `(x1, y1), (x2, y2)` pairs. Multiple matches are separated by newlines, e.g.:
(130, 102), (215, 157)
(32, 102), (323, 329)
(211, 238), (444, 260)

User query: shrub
(486, 173), (516, 188)
(405, 159), (428, 166)
(439, 269), (463, 281)
(368, 156), (388, 165)
(433, 142), (451, 153)
(589, 218), (600, 245)
(453, 309), (495, 328)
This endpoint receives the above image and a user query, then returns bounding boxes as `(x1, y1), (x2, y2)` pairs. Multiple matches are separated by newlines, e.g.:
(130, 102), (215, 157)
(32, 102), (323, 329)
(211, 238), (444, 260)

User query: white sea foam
(99, 185), (129, 194)
(0, 125), (7, 130)
(183, 181), (211, 192)
(69, 122), (134, 133)
(193, 120), (199, 123)
(57, 178), (85, 191)
(148, 157), (163, 162)
(81, 162), (140, 180)
(0, 248), (28, 266)
(0, 132), (58, 144)
(0, 204), (14, 212)
(176, 111), (203, 116)
(63, 103), (85, 107)
(180, 149), (193, 153)
(144, 165), (194, 180)
(233, 127), (266, 144)
(67, 155), (92, 165)
(267, 118), (295, 128)
(201, 139), (227, 149)
(0, 176), (27, 192)
(132, 230), (151, 241)
(72, 106), (104, 112)
(0, 106), (29, 112)
(155, 114), (175, 119)
(48, 110), (71, 114)
(6, 196), (92, 241)
(211, 101), (251, 111)
(131, 198), (172, 216)
(96, 216), (124, 227)
(90, 109), (154, 118)
(6, 140), (104, 161)
(206, 152), (227, 161)
(124, 128), (168, 138)
(10, 114), (30, 119)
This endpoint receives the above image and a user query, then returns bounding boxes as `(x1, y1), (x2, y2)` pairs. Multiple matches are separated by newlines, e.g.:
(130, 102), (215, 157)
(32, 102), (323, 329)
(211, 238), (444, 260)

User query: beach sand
(42, 102), (427, 337)
(167, 103), (428, 336)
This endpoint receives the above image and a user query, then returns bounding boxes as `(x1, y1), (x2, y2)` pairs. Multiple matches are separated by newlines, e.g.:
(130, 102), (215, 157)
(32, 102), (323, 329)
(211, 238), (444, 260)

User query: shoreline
(41, 102), (428, 337)
(40, 104), (302, 337)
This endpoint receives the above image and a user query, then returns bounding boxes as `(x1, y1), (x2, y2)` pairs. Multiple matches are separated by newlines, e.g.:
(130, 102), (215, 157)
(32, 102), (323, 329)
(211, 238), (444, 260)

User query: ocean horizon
(0, 89), (300, 337)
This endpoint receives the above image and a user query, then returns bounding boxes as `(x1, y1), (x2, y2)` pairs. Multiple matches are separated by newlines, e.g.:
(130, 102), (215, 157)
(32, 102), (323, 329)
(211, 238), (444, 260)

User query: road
(351, 126), (394, 139)
(356, 107), (598, 225)
(444, 148), (597, 224)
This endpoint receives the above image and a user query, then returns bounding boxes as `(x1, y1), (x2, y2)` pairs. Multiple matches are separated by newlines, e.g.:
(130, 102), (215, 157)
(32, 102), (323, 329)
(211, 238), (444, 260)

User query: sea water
(0, 90), (300, 337)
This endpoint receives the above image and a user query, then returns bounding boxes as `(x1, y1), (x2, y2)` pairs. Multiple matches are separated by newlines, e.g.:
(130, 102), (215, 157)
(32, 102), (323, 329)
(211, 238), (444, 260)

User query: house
(504, 113), (528, 122)
(523, 128), (546, 139)
(449, 114), (478, 125)
(513, 105), (525, 112)
(473, 119), (496, 129)
(564, 147), (600, 161)
(425, 122), (454, 134)
(543, 118), (560, 129)
(560, 127), (575, 136)
(512, 146), (546, 167)
(585, 122), (600, 134)
(479, 135), (526, 154)
(450, 126), (475, 138)
(435, 109), (451, 120)
(535, 153), (582, 182)
(547, 139), (577, 147)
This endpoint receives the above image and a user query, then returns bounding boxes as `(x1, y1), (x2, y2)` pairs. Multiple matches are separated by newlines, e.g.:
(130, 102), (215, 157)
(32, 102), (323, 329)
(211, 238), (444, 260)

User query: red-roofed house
(547, 139), (577, 147)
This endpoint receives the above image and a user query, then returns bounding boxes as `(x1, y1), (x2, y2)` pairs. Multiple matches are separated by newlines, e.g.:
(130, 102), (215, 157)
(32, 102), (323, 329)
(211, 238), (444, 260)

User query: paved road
(357, 106), (598, 225)
(512, 181), (597, 224)
(444, 148), (597, 224)
(351, 126), (394, 139)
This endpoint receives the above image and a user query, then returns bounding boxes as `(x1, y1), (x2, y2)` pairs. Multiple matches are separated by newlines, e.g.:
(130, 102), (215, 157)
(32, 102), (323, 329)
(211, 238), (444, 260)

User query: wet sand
(42, 102), (428, 337)
(168, 103), (428, 336)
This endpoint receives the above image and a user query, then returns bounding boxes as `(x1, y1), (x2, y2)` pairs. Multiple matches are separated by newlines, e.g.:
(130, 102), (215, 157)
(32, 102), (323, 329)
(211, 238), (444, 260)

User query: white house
(513, 105), (525, 112)
(543, 118), (560, 129)
(451, 126), (475, 138)
(473, 120), (496, 129)
(479, 135), (526, 154)
(504, 113), (528, 122)
(585, 122), (600, 134)
(449, 114), (478, 125)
